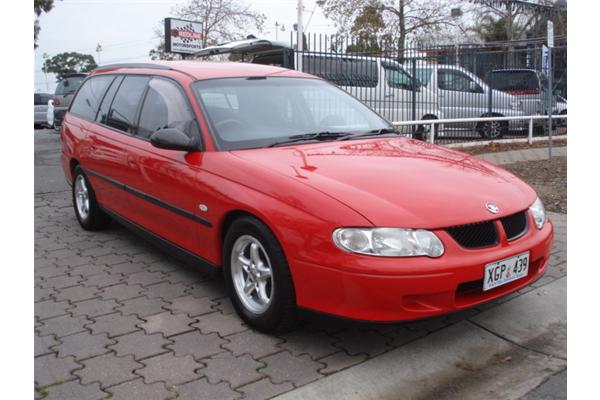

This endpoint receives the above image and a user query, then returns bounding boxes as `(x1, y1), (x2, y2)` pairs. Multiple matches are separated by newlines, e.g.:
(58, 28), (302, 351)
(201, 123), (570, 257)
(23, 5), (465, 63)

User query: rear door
(85, 75), (150, 216)
(123, 76), (207, 254)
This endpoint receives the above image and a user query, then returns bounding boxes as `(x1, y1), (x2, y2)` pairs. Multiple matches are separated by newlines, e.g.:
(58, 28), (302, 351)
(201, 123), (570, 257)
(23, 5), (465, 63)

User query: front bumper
(290, 215), (554, 322)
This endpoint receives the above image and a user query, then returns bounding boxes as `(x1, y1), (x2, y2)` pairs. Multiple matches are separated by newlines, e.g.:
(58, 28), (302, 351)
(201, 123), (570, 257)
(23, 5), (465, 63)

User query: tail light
(505, 90), (541, 95)
(52, 98), (60, 106)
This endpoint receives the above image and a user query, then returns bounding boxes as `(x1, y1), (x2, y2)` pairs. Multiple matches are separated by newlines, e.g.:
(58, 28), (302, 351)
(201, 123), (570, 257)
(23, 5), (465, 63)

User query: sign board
(165, 17), (204, 55)
(541, 45), (549, 76)
(547, 20), (554, 48)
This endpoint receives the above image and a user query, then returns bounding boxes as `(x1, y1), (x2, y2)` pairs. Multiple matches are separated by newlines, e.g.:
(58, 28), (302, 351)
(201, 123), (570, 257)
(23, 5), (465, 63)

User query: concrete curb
(274, 277), (567, 400)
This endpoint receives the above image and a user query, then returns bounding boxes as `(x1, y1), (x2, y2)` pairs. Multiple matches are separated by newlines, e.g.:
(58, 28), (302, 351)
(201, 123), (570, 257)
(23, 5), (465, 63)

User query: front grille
(500, 211), (529, 241)
(445, 220), (498, 249)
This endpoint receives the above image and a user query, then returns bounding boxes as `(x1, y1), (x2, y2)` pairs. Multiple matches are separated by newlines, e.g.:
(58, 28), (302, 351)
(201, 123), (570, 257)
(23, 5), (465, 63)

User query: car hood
(229, 138), (536, 229)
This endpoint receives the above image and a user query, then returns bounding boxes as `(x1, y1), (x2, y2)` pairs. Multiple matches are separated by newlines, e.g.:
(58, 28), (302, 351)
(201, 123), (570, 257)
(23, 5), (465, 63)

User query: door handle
(384, 93), (394, 98)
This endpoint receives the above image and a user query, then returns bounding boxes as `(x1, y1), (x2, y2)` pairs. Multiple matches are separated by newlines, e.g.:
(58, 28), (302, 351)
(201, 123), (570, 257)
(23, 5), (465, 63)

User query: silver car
(415, 64), (526, 139)
(34, 93), (53, 128)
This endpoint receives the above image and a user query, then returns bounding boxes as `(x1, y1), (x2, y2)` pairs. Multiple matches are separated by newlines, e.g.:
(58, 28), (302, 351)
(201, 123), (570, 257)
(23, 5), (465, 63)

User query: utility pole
(547, 20), (554, 159)
(42, 53), (49, 92)
(275, 21), (280, 41)
(296, 0), (303, 72)
(96, 43), (103, 65)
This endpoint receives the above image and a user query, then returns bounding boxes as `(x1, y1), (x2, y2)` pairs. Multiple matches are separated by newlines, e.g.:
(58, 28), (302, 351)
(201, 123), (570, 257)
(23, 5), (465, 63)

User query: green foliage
(34, 0), (55, 48)
(347, 5), (385, 53)
(470, 14), (511, 42)
(42, 52), (97, 81)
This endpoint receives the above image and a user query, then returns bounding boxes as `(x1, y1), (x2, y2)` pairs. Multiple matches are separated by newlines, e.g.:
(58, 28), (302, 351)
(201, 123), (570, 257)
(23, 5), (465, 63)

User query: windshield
(486, 71), (540, 91)
(193, 77), (392, 150)
(55, 76), (85, 96)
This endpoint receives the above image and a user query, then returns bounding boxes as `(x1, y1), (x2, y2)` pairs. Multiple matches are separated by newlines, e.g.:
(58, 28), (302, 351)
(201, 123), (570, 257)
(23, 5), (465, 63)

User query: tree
(34, 0), (56, 49)
(468, 0), (567, 42)
(42, 52), (97, 81)
(317, 0), (455, 57)
(346, 5), (388, 53)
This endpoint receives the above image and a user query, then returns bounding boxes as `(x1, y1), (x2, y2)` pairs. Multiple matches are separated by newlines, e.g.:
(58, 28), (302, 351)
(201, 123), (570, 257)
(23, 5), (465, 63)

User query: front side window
(438, 70), (483, 93)
(194, 77), (390, 150)
(383, 66), (417, 90)
(105, 76), (150, 133)
(414, 68), (433, 85)
(69, 75), (114, 120)
(137, 78), (198, 139)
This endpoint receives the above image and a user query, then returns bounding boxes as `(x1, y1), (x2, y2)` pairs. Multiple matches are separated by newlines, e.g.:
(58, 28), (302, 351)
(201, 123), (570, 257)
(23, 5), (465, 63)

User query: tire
(223, 216), (296, 333)
(72, 166), (111, 230)
(413, 115), (438, 141)
(476, 119), (507, 139)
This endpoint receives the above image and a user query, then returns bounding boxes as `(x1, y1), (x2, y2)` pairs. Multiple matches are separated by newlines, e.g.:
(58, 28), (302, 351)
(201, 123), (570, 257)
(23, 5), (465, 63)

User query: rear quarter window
(69, 75), (115, 120)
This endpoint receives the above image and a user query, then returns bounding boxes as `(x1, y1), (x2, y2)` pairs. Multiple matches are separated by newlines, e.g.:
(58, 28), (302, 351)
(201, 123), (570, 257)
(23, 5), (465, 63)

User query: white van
(196, 38), (442, 137)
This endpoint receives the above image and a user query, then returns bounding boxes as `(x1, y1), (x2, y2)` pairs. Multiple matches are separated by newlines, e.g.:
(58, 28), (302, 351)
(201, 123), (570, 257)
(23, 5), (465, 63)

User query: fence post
(429, 123), (435, 144)
(528, 118), (534, 144)
(411, 58), (417, 121)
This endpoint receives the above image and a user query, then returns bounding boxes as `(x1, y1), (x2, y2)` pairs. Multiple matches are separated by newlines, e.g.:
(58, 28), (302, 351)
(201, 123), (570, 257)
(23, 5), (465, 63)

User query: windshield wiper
(339, 127), (401, 140)
(268, 131), (353, 148)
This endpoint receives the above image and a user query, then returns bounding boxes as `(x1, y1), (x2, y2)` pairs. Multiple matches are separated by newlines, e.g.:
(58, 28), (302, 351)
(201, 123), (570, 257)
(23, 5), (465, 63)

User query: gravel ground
(502, 156), (567, 214)
(459, 139), (567, 155)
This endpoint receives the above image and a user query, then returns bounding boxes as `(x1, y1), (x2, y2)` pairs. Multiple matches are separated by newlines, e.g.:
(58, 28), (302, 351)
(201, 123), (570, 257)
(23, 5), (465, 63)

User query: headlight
(529, 197), (547, 229)
(332, 228), (444, 257)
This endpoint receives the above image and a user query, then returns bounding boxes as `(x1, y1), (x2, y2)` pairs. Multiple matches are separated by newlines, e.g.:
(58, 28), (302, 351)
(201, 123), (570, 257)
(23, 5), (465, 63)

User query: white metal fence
(392, 114), (567, 144)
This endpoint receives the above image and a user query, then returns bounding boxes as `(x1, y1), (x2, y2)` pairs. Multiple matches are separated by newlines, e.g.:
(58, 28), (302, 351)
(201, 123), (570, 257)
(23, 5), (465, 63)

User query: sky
(34, 0), (336, 93)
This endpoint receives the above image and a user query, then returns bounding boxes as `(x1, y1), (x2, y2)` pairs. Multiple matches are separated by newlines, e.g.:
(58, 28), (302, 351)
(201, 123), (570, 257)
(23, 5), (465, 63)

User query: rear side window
(96, 75), (124, 125)
(70, 76), (114, 120)
(137, 78), (198, 139)
(302, 55), (379, 88)
(105, 76), (150, 133)
(486, 71), (540, 91)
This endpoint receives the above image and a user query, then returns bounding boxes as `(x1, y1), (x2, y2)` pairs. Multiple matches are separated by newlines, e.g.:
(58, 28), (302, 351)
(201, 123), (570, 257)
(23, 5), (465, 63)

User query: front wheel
(477, 119), (507, 139)
(223, 216), (296, 333)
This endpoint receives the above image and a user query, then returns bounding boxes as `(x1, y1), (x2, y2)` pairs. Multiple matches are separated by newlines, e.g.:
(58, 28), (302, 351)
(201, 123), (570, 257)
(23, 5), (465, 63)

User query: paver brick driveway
(35, 190), (567, 400)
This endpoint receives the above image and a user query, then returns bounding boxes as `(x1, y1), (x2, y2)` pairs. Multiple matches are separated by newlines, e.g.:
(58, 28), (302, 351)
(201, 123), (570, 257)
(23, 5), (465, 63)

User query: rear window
(302, 55), (379, 87)
(69, 75), (114, 120)
(55, 76), (86, 96)
(486, 71), (540, 91)
(34, 94), (52, 105)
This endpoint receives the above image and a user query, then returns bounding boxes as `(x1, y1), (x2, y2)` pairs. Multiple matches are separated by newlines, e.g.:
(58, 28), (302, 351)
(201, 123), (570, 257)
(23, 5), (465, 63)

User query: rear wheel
(413, 115), (438, 141)
(477, 119), (507, 139)
(223, 216), (296, 333)
(72, 166), (111, 230)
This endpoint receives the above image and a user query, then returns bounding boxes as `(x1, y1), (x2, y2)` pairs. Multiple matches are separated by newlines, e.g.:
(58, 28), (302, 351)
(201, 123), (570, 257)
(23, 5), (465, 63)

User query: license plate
(483, 251), (530, 291)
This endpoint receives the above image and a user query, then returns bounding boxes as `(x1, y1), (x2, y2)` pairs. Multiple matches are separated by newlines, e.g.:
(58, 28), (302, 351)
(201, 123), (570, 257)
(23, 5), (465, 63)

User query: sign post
(547, 20), (554, 159)
(164, 17), (204, 58)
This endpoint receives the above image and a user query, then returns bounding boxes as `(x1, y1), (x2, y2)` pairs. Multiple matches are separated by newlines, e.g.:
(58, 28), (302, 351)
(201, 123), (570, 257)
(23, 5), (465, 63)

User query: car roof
(91, 61), (314, 81)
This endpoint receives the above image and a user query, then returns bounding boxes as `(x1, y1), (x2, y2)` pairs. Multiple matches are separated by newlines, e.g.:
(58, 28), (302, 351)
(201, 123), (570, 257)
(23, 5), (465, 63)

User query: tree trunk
(397, 0), (406, 61)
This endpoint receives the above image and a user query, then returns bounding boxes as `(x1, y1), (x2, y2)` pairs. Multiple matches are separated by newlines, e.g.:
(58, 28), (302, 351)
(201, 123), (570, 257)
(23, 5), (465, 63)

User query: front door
(121, 77), (208, 255)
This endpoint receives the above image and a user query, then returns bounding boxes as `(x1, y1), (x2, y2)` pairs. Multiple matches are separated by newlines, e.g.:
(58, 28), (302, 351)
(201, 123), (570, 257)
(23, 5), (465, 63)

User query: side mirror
(150, 128), (198, 152)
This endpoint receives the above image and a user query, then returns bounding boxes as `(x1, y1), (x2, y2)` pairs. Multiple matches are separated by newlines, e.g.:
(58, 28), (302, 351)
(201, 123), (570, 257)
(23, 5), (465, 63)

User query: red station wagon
(61, 61), (554, 332)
